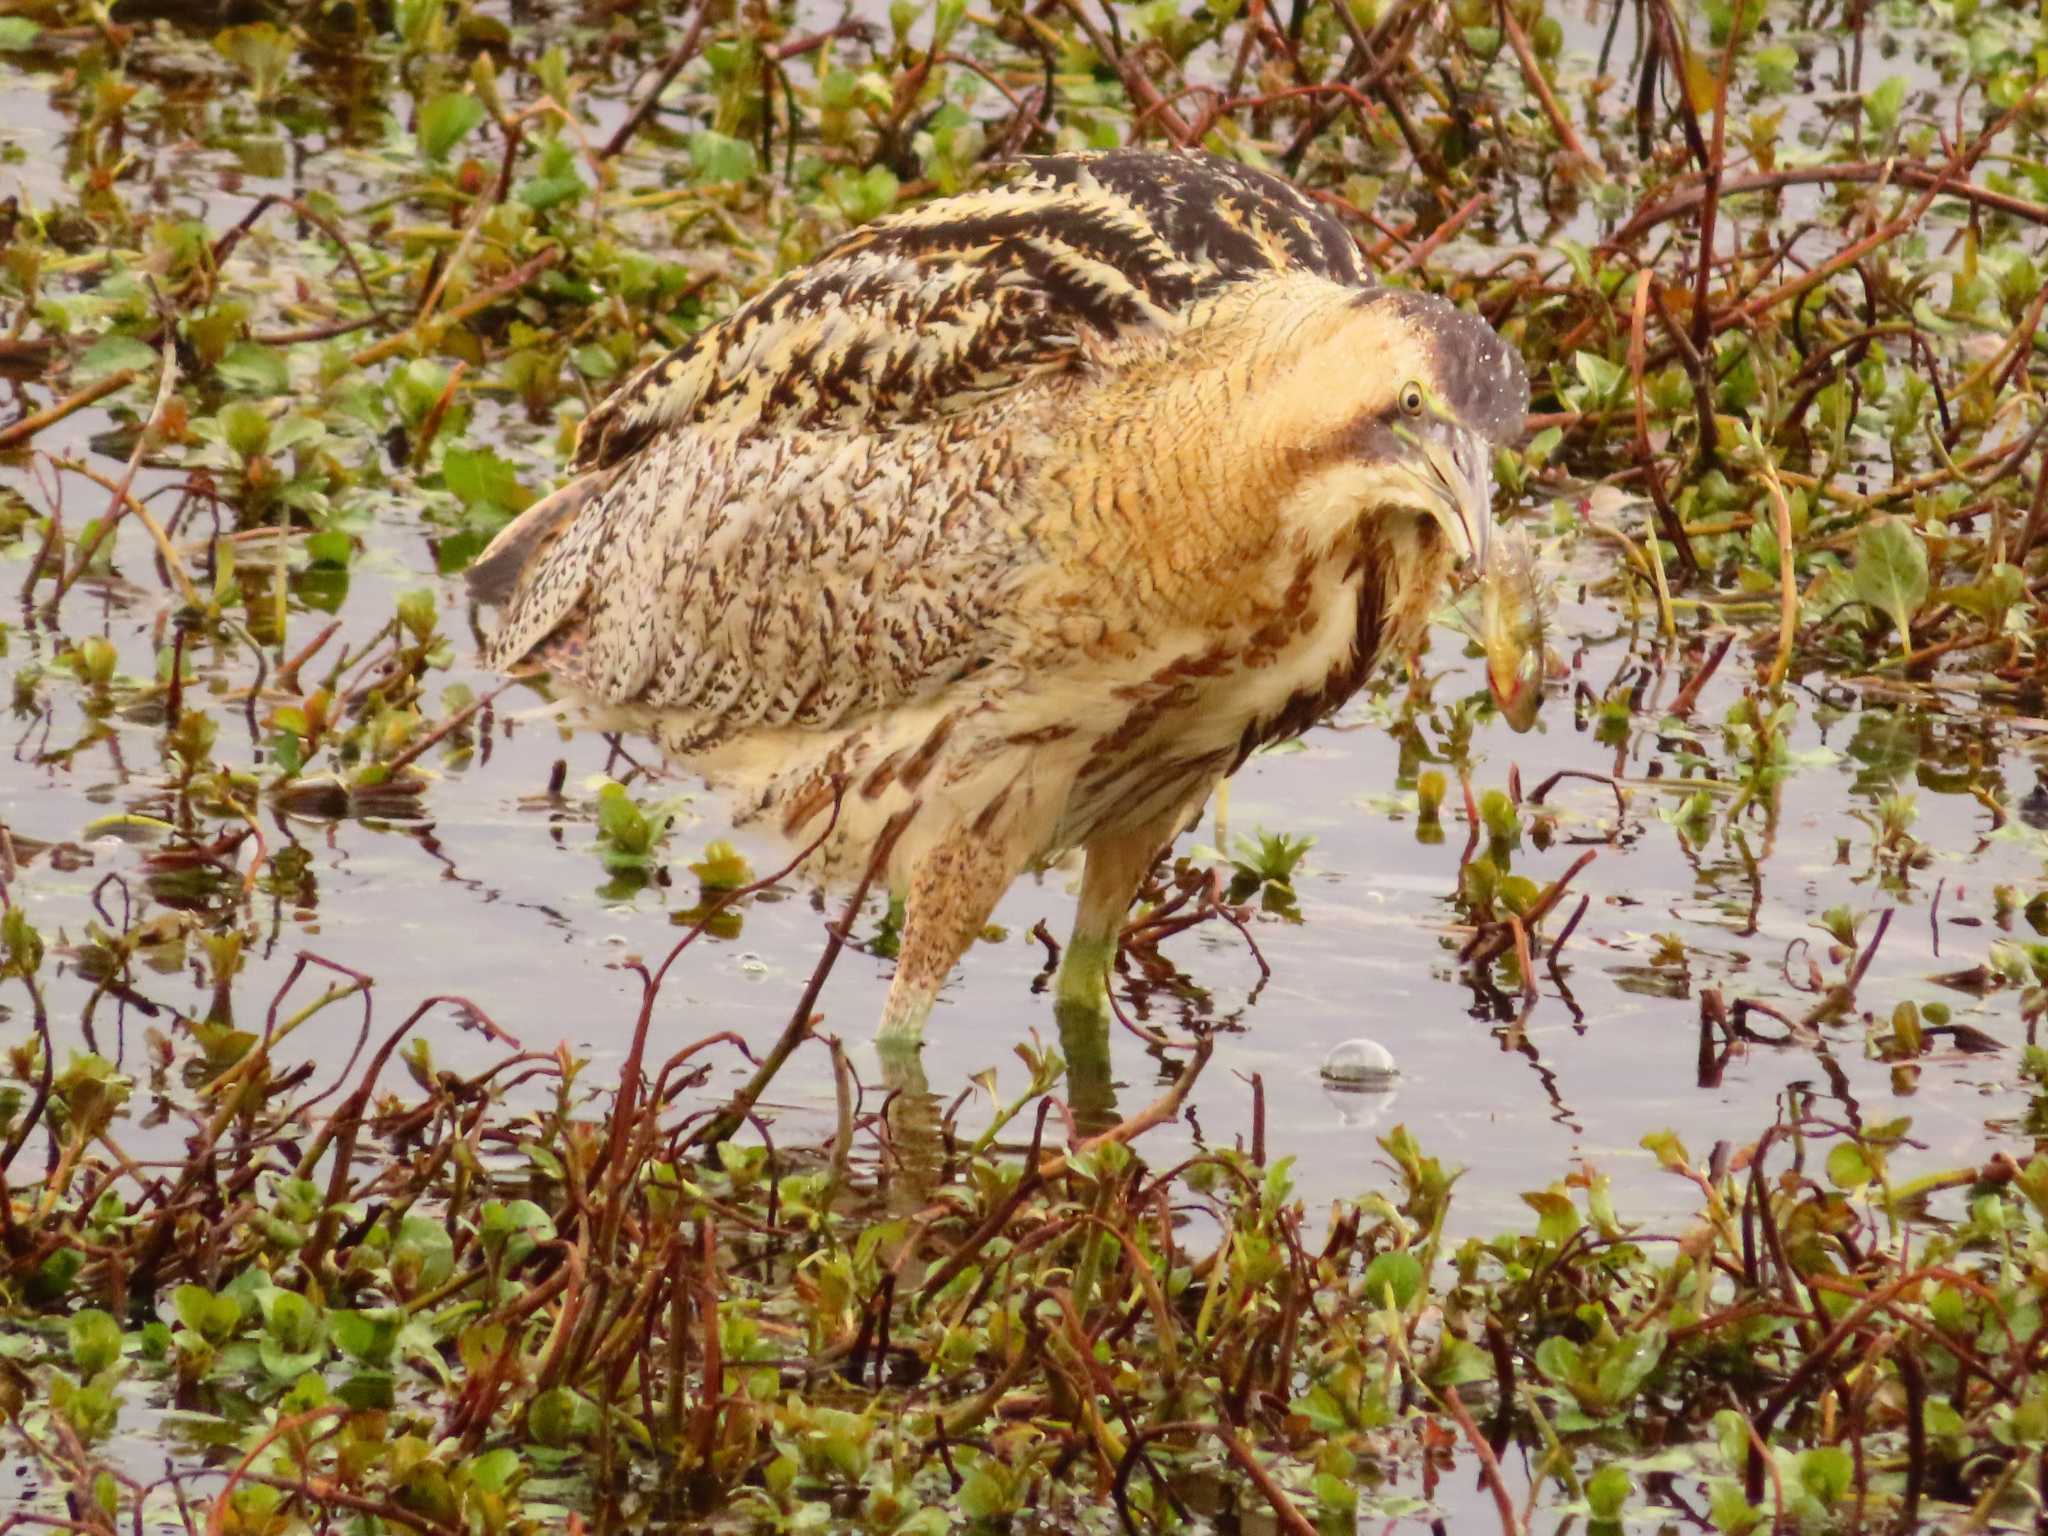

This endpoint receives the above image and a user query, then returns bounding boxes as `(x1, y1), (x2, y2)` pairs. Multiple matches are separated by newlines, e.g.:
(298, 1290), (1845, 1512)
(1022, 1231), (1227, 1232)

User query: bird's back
(567, 150), (1370, 473)
(465, 150), (1376, 745)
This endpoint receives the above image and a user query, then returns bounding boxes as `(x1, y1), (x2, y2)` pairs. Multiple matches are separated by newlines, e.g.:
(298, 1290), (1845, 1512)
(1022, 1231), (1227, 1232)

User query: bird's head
(1263, 285), (1528, 577)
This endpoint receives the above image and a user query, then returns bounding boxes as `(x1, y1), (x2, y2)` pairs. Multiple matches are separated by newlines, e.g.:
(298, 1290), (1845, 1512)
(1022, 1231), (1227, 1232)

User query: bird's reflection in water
(877, 1045), (946, 1217)
(871, 1020), (1105, 1217)
(873, 1015), (1123, 1209)
(875, 929), (1236, 1190)
(1055, 999), (1120, 1137)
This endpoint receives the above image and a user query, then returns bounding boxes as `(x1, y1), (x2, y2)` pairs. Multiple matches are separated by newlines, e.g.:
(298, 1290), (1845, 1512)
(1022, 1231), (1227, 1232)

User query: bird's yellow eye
(1399, 382), (1425, 417)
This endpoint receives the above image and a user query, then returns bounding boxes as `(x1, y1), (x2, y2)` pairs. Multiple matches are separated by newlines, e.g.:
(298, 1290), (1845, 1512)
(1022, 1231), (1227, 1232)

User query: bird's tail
(464, 471), (606, 609)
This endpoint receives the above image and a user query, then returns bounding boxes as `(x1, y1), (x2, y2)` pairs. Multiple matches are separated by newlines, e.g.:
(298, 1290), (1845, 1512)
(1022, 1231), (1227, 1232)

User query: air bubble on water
(737, 952), (770, 976)
(1320, 1037), (1397, 1090)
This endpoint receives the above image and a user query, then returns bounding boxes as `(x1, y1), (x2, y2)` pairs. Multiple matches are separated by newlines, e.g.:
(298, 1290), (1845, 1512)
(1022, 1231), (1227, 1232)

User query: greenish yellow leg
(1052, 824), (1181, 1131)
(1053, 828), (1167, 1028)
(1054, 932), (1121, 1023)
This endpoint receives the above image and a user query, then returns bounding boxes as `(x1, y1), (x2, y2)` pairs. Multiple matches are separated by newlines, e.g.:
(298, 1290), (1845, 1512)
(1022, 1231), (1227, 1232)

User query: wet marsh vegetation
(3, 0), (2048, 1528)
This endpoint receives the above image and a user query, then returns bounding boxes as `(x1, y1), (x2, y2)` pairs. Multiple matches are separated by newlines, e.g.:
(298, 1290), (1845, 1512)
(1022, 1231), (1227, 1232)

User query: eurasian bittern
(469, 148), (1528, 1051)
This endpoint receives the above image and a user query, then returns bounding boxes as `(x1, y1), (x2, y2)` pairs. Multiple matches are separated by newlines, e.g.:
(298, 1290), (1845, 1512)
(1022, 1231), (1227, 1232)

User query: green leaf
(258, 1340), (325, 1380)
(305, 529), (354, 568)
(478, 1199), (554, 1266)
(338, 1369), (395, 1410)
(1291, 1382), (1356, 1433)
(687, 130), (758, 184)
(2, 908), (45, 978)
(1825, 1141), (1875, 1190)
(281, 1371), (329, 1413)
(1521, 1187), (1579, 1245)
(396, 587), (437, 641)
(1572, 350), (1626, 404)
(528, 1386), (600, 1446)
(1947, 562), (2025, 622)
(1707, 1477), (1763, 1535)
(213, 21), (294, 100)
(216, 342), (290, 394)
(1427, 1335), (1495, 1388)
(393, 1214), (455, 1290)
(1593, 1327), (1664, 1406)
(517, 139), (586, 211)
(825, 164), (899, 223)
(0, 18), (41, 50)
(571, 343), (618, 380)
(956, 1466), (1010, 1519)
(689, 839), (754, 891)
(1586, 1463), (1631, 1519)
(1311, 1470), (1358, 1515)
(392, 358), (451, 423)
(77, 335), (158, 381)
(1851, 518), (1927, 653)
(1799, 1446), (1852, 1505)
(333, 1308), (403, 1364)
(259, 1289), (325, 1354)
(1534, 1335), (1584, 1386)
(267, 415), (325, 453)
(217, 400), (273, 459)
(68, 1309), (123, 1374)
(1864, 75), (1907, 134)
(1712, 1408), (1750, 1468)
(269, 730), (306, 775)
(441, 446), (533, 517)
(1753, 43), (1797, 91)
(1360, 1249), (1422, 1309)
(466, 1448), (524, 1493)
(419, 92), (487, 161)
(171, 1284), (241, 1343)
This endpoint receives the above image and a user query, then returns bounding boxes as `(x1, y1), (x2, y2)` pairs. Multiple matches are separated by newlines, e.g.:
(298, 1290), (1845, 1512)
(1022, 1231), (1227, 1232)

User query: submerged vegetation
(2, 0), (2048, 1527)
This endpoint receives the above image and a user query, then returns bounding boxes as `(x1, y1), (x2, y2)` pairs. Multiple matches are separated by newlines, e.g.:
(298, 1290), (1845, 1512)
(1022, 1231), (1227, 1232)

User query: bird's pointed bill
(1398, 424), (1496, 573)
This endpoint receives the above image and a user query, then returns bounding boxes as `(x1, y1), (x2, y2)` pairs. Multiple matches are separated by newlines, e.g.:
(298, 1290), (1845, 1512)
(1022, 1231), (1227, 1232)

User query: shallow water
(2, 0), (2046, 1253)
(6, 438), (2044, 1241)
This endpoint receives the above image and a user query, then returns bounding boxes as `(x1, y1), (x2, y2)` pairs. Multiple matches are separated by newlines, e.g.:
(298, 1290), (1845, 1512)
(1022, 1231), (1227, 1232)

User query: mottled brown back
(470, 149), (1383, 745)
(572, 149), (1369, 472)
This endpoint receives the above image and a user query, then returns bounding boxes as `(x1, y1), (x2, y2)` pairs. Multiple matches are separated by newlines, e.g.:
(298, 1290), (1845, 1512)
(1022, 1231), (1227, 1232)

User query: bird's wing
(482, 403), (1043, 735)
(570, 149), (1368, 472)
(469, 149), (1370, 727)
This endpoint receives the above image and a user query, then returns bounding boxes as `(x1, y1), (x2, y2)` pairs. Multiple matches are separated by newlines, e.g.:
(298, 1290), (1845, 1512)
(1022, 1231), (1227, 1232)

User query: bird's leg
(1051, 821), (1179, 1131)
(1054, 827), (1168, 1028)
(876, 829), (1020, 1051)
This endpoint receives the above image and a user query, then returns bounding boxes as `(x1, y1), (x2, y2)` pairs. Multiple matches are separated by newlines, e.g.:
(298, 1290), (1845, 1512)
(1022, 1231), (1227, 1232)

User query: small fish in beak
(1477, 523), (1549, 733)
